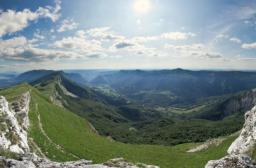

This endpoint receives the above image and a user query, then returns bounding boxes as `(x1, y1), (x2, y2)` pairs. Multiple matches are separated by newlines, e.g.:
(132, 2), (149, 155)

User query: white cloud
(76, 27), (196, 45)
(131, 36), (159, 43)
(0, 0), (61, 37)
(54, 36), (102, 52)
(216, 33), (229, 39)
(0, 36), (28, 48)
(34, 30), (45, 40)
(0, 9), (38, 37)
(229, 37), (241, 44)
(0, 36), (80, 62)
(74, 30), (87, 38)
(202, 53), (223, 59)
(130, 32), (195, 43)
(164, 43), (222, 59)
(36, 0), (61, 22)
(114, 41), (135, 49)
(161, 32), (196, 40)
(57, 18), (78, 32)
(109, 39), (159, 57)
(164, 43), (204, 51)
(0, 26), (206, 67)
(241, 42), (256, 49)
(86, 27), (125, 41)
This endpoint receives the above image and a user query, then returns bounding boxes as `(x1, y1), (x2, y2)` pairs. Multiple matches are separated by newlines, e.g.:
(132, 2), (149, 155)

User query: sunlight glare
(133, 0), (152, 14)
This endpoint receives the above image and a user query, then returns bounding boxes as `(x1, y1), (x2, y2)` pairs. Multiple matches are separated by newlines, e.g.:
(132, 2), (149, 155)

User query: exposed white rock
(205, 105), (256, 168)
(0, 92), (30, 154)
(0, 155), (159, 168)
(58, 80), (78, 98)
(187, 137), (226, 153)
(0, 132), (11, 150)
(228, 106), (256, 155)
(206, 154), (255, 168)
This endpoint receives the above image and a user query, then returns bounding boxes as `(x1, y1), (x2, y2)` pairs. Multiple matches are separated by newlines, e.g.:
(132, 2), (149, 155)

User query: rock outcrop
(0, 92), (30, 154)
(205, 105), (256, 168)
(0, 154), (158, 168)
(187, 137), (226, 153)
(206, 154), (255, 168)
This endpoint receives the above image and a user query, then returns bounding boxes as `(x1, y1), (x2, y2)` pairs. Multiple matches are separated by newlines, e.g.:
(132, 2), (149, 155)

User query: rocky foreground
(205, 105), (256, 168)
(0, 93), (158, 168)
(0, 154), (157, 168)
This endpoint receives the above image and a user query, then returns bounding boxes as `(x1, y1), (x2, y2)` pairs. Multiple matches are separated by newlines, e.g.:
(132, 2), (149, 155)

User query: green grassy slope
(31, 72), (242, 146)
(0, 83), (237, 168)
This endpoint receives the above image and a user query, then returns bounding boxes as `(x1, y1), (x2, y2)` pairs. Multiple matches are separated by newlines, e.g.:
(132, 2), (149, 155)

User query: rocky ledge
(205, 105), (256, 168)
(0, 92), (30, 154)
(0, 154), (158, 168)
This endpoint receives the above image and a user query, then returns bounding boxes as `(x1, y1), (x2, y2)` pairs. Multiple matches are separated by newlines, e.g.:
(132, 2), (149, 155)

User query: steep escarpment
(205, 105), (256, 168)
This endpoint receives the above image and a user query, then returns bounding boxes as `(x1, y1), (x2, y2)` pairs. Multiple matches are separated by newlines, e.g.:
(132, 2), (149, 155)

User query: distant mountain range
(4, 69), (256, 106)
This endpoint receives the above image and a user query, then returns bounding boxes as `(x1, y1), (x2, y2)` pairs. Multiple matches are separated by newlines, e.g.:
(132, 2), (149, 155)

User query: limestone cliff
(0, 92), (30, 154)
(205, 105), (256, 168)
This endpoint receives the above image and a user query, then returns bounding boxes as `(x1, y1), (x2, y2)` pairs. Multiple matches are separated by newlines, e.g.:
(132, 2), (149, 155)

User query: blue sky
(1, 0), (256, 71)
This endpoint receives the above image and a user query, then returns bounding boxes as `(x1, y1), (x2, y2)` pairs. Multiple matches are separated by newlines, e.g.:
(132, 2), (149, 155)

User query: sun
(133, 0), (152, 14)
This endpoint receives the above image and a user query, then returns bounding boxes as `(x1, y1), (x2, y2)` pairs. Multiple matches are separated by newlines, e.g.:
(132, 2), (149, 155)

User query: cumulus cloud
(109, 39), (158, 57)
(0, 0), (61, 37)
(57, 18), (78, 32)
(114, 42), (135, 49)
(34, 32), (45, 40)
(202, 53), (222, 59)
(36, 0), (61, 22)
(54, 35), (102, 52)
(86, 53), (107, 59)
(161, 32), (196, 40)
(131, 36), (159, 43)
(216, 33), (229, 39)
(130, 32), (195, 43)
(85, 27), (124, 41)
(0, 36), (27, 48)
(230, 37), (241, 44)
(84, 28), (195, 42)
(164, 43), (204, 51)
(241, 42), (256, 49)
(9, 47), (78, 61)
(163, 43), (223, 59)
(0, 36), (80, 62)
(0, 26), (201, 66)
(0, 9), (38, 37)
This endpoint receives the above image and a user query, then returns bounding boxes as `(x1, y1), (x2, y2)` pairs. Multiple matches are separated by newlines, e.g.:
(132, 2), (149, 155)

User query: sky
(1, 0), (256, 72)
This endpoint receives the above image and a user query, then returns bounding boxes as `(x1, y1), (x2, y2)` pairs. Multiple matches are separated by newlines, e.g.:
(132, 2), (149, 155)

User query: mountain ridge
(1, 69), (256, 167)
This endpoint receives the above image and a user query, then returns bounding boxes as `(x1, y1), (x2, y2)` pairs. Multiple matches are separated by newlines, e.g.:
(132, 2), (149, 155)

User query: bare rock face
(205, 105), (256, 168)
(206, 155), (255, 168)
(228, 106), (256, 155)
(0, 92), (30, 154)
